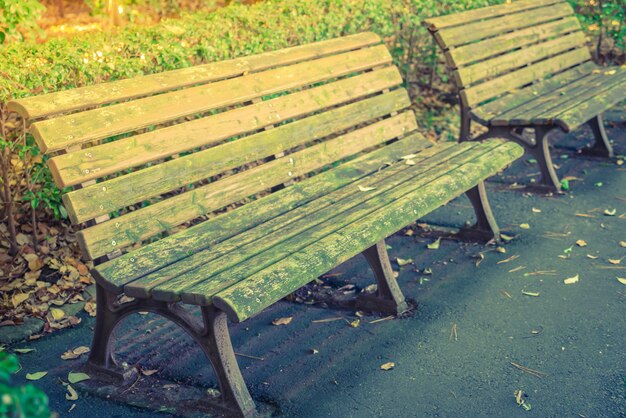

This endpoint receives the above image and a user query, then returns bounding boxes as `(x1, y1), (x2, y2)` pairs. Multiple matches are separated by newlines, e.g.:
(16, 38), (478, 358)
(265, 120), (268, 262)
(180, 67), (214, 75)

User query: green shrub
(0, 0), (45, 44)
(0, 0), (622, 251)
(0, 352), (51, 418)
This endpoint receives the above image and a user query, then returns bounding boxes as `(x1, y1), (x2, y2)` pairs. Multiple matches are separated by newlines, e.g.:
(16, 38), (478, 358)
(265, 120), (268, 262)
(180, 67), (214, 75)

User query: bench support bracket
(357, 240), (409, 315)
(86, 284), (257, 417)
(458, 182), (500, 242)
(581, 114), (614, 158)
(472, 125), (562, 193)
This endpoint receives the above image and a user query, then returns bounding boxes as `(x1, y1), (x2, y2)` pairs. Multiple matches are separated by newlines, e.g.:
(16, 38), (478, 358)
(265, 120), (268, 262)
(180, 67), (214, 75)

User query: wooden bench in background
(8, 33), (522, 417)
(424, 0), (625, 192)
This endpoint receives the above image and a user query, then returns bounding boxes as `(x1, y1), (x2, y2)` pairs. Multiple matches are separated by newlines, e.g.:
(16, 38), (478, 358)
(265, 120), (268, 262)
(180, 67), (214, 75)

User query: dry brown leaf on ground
(380, 362), (395, 371)
(272, 317), (293, 326)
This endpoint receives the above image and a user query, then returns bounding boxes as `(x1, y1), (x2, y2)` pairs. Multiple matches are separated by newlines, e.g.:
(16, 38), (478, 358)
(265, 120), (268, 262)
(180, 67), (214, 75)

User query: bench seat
(475, 66), (626, 131)
(93, 138), (520, 322)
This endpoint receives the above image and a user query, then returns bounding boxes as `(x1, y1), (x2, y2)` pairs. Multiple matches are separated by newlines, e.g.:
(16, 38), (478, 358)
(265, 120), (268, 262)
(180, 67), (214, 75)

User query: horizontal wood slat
(431, 2), (573, 49)
(455, 31), (586, 86)
(211, 142), (524, 321)
(123, 142), (466, 300)
(7, 32), (381, 120)
(78, 111), (418, 259)
(31, 44), (392, 154)
(63, 89), (410, 223)
(423, 0), (562, 31)
(48, 67), (403, 188)
(447, 16), (582, 68)
(471, 62), (596, 124)
(93, 135), (431, 291)
(461, 47), (591, 107)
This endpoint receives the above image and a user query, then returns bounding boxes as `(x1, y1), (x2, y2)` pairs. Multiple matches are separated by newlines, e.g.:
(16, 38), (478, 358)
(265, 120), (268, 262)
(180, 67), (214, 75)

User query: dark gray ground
(6, 122), (626, 418)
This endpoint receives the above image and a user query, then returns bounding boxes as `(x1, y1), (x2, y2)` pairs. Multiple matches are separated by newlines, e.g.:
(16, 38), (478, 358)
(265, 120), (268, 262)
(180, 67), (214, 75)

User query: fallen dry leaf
(519, 223), (530, 230)
(67, 372), (90, 384)
(427, 238), (441, 250)
(617, 278), (626, 285)
(531, 208), (541, 213)
(349, 319), (360, 328)
(604, 208), (617, 216)
(12, 293), (30, 308)
(608, 257), (624, 265)
(141, 369), (159, 376)
(396, 257), (413, 267)
(50, 308), (65, 321)
(380, 362), (395, 371)
(586, 254), (599, 259)
(66, 385), (79, 401)
(522, 291), (540, 297)
(358, 185), (376, 192)
(620, 241), (626, 248)
(576, 240), (587, 247)
(563, 274), (579, 285)
(25, 372), (47, 381)
(404, 159), (416, 166)
(272, 317), (293, 326)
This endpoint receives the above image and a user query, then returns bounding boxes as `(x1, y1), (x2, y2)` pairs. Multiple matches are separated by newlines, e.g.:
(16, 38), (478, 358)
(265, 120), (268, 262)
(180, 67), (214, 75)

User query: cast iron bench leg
(86, 285), (257, 417)
(582, 114), (614, 158)
(527, 126), (561, 193)
(458, 182), (500, 242)
(356, 240), (409, 315)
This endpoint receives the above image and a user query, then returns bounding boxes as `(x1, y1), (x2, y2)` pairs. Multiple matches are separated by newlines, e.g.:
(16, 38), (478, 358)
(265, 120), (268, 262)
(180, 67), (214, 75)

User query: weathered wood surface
(461, 47), (590, 107)
(79, 111), (418, 259)
(493, 69), (626, 129)
(63, 89), (410, 223)
(7, 32), (381, 120)
(455, 31), (587, 86)
(471, 62), (596, 124)
(31, 44), (392, 153)
(447, 17), (582, 67)
(123, 142), (467, 301)
(92, 135), (431, 292)
(432, 2), (573, 49)
(48, 67), (403, 188)
(423, 0), (562, 31)
(212, 141), (523, 322)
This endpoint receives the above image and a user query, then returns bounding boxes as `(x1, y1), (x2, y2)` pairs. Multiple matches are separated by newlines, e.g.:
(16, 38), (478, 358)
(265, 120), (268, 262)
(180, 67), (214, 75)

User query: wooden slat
(207, 142), (524, 320)
(432, 2), (574, 49)
(31, 45), (392, 154)
(455, 31), (586, 86)
(448, 16), (582, 67)
(78, 111), (418, 260)
(471, 61), (596, 123)
(173, 142), (498, 305)
(48, 67), (403, 188)
(92, 135), (431, 291)
(461, 47), (591, 107)
(555, 76), (626, 132)
(494, 71), (623, 126)
(121, 142), (467, 300)
(423, 0), (561, 31)
(63, 89), (411, 223)
(7, 32), (381, 120)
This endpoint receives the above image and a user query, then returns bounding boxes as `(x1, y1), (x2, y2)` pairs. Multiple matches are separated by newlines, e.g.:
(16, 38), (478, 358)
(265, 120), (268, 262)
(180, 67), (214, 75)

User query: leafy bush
(0, 0), (622, 254)
(0, 0), (45, 44)
(0, 352), (51, 418)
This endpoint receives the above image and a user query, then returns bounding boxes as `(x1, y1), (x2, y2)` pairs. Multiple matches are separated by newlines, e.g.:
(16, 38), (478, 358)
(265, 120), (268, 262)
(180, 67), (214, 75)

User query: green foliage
(0, 0), (622, 224)
(0, 0), (45, 44)
(568, 0), (625, 63)
(0, 352), (51, 418)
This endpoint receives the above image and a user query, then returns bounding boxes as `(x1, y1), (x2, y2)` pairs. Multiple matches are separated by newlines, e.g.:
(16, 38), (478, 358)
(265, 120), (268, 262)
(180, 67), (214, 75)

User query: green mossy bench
(424, 0), (625, 192)
(8, 33), (522, 417)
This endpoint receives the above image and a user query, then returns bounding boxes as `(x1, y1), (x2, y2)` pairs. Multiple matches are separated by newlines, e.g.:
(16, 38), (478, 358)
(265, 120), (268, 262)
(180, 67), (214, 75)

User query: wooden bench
(424, 0), (625, 192)
(8, 33), (522, 417)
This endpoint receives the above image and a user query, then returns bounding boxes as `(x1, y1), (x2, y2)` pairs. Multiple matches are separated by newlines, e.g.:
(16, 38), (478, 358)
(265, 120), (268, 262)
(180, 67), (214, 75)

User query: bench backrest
(8, 33), (423, 262)
(423, 0), (592, 109)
